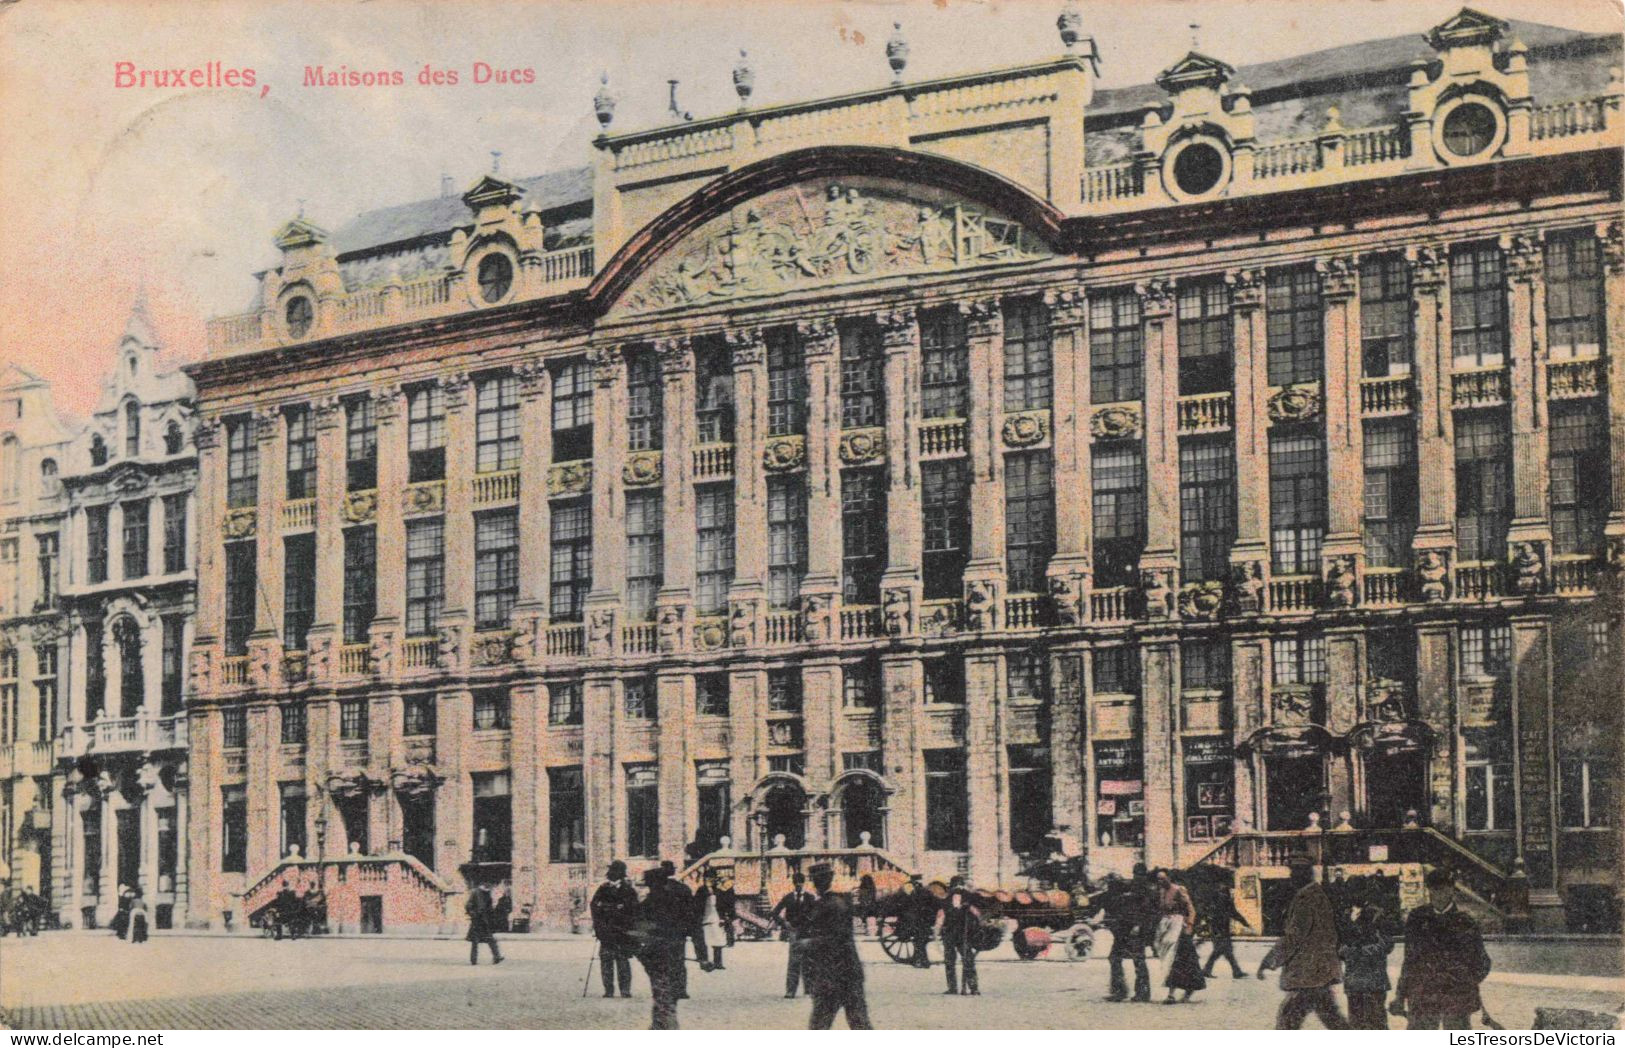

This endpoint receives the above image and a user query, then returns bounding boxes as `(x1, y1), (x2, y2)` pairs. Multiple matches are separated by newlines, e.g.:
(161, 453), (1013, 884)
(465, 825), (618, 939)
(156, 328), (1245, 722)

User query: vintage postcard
(1, 0), (1622, 1033)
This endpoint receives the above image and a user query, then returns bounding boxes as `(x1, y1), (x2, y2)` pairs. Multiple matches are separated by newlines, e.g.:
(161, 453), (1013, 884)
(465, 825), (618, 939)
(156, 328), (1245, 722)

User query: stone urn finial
(732, 49), (754, 107)
(593, 72), (616, 128)
(886, 22), (909, 82)
(1057, 1), (1083, 51)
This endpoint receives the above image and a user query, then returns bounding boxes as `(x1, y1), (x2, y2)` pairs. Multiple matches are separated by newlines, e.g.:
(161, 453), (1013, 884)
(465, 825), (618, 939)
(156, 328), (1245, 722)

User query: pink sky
(2, 0), (1617, 418)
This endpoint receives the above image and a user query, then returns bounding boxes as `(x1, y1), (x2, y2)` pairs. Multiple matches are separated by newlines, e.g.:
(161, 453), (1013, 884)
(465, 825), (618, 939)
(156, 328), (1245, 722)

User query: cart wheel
(877, 918), (915, 965)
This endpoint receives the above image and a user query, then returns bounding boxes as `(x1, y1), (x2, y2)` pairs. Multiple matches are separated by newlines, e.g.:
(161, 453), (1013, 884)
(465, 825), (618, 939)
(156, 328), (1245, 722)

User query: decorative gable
(1425, 7), (1509, 52)
(274, 218), (330, 251)
(1155, 52), (1235, 94)
(462, 175), (525, 213)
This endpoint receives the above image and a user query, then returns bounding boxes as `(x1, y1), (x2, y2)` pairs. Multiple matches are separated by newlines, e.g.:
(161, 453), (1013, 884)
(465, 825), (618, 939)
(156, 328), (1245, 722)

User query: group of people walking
(0, 886), (48, 936)
(878, 875), (986, 995)
(1095, 864), (1225, 1005)
(264, 882), (329, 940)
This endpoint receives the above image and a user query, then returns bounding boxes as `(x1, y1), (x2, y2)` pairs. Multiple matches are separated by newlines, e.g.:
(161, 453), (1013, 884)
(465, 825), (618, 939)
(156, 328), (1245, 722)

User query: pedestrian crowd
(0, 885), (48, 936)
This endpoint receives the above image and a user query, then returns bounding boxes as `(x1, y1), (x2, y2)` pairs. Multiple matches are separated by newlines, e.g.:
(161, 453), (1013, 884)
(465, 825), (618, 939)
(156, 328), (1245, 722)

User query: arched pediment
(595, 146), (1063, 317)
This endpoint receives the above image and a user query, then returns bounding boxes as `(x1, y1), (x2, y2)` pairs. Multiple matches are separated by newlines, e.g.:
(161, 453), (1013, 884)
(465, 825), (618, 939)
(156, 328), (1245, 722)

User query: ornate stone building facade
(189, 7), (1622, 930)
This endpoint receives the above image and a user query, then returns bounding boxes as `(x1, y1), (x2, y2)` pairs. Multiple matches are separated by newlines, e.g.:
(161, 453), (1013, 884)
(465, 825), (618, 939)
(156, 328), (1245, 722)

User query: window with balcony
(1179, 438), (1235, 583)
(280, 702), (306, 745)
(1008, 744), (1052, 854)
(344, 396), (376, 492)
(1273, 634), (1328, 685)
(225, 416), (257, 508)
(162, 494), (186, 573)
(1545, 231), (1603, 359)
(839, 318), (884, 430)
(285, 405), (315, 500)
(1360, 253), (1413, 376)
(551, 359), (593, 462)
(472, 772), (512, 863)
(694, 337), (735, 444)
(221, 785), (247, 872)
(36, 532), (57, 607)
(404, 517), (444, 637)
(1265, 265), (1324, 386)
(844, 658), (881, 710)
(1089, 288), (1143, 404)
(549, 680), (583, 726)
(1004, 297), (1053, 411)
(548, 766), (586, 862)
(402, 695), (435, 737)
(625, 764), (659, 859)
(767, 476), (807, 609)
(474, 509), (519, 630)
(84, 623), (104, 718)
(1363, 420), (1418, 568)
(695, 483), (734, 616)
(475, 372), (520, 473)
(1454, 412), (1511, 561)
(924, 655), (964, 705)
(1460, 623), (1512, 679)
(1450, 242), (1507, 367)
(224, 540), (256, 656)
(840, 468), (886, 605)
(1007, 647), (1048, 704)
(342, 526), (376, 645)
(406, 383), (446, 483)
(114, 618), (142, 717)
(623, 675), (656, 720)
(282, 534), (315, 651)
(1178, 278), (1232, 396)
(473, 689), (510, 731)
(340, 699), (367, 740)
(33, 670), (54, 743)
(626, 347), (663, 452)
(697, 673), (729, 717)
(125, 401), (141, 458)
(1550, 402), (1609, 556)
(155, 615), (187, 716)
(549, 497), (592, 622)
(921, 459), (969, 600)
(1005, 450), (1054, 593)
(920, 307), (969, 419)
(1094, 645), (1139, 694)
(87, 506), (109, 584)
(625, 490), (663, 623)
(767, 327), (807, 437)
(1269, 428), (1326, 575)
(121, 499), (149, 579)
(924, 748), (969, 851)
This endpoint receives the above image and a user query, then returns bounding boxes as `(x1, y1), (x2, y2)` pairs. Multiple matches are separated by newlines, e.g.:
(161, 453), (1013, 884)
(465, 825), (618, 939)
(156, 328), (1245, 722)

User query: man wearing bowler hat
(591, 859), (639, 998)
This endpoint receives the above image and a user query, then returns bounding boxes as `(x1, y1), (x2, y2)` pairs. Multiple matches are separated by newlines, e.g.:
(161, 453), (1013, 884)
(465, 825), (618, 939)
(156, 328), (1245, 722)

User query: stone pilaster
(1409, 245), (1458, 564)
(656, 672), (690, 859)
(441, 374), (476, 624)
(798, 319), (842, 614)
(963, 298), (1006, 586)
(1049, 647), (1087, 849)
(193, 419), (225, 646)
(878, 308), (923, 627)
(246, 704), (276, 876)
(185, 705), (220, 925)
(1229, 632), (1268, 831)
(1325, 626), (1362, 817)
(656, 338), (695, 607)
(1045, 289), (1092, 608)
(1511, 615), (1557, 902)
(369, 387), (405, 636)
(582, 678), (615, 867)
(589, 344), (627, 603)
(1229, 270), (1270, 576)
(509, 683), (542, 907)
(1140, 280), (1180, 571)
(729, 329), (769, 592)
(252, 408), (284, 640)
(802, 657), (840, 791)
(729, 668), (764, 849)
(1321, 256), (1366, 602)
(1506, 233), (1553, 566)
(1600, 222), (1625, 537)
(1415, 624), (1456, 832)
(1140, 636), (1177, 868)
(434, 688), (471, 876)
(881, 654), (922, 869)
(515, 361), (552, 612)
(964, 651), (1003, 885)
(310, 396), (346, 644)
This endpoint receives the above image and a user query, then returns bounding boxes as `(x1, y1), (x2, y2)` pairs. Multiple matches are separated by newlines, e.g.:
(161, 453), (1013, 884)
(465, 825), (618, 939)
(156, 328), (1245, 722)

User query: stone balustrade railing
(1531, 97), (1611, 140)
(693, 443), (735, 480)
(1177, 391), (1233, 433)
(1451, 366), (1511, 408)
(1549, 357), (1604, 399)
(471, 470), (520, 505)
(919, 418), (967, 457)
(1360, 375), (1414, 415)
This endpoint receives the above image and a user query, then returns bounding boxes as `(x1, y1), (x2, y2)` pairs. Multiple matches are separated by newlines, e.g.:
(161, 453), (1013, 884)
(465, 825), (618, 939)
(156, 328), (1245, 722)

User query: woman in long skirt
(697, 875), (729, 970)
(1155, 869), (1207, 1003)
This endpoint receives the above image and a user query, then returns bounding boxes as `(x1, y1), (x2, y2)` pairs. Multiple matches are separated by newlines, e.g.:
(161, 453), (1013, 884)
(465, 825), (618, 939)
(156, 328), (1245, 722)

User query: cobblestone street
(3, 933), (1620, 1030)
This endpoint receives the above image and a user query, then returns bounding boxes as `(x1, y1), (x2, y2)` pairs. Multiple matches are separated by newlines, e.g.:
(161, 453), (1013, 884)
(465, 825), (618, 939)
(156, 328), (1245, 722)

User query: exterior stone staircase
(240, 852), (457, 934)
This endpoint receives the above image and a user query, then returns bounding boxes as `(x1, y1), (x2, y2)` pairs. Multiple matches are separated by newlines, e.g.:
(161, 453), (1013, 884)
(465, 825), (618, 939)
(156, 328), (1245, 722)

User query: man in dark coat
(1101, 867), (1152, 1002)
(464, 880), (504, 965)
(1340, 903), (1395, 1029)
(1258, 858), (1347, 1029)
(1395, 868), (1492, 1029)
(804, 862), (872, 1029)
(658, 860), (707, 997)
(635, 866), (697, 1030)
(272, 885), (298, 940)
(715, 874), (738, 948)
(939, 885), (981, 995)
(770, 872), (817, 998)
(1202, 884), (1252, 978)
(591, 860), (639, 998)
(892, 877), (934, 968)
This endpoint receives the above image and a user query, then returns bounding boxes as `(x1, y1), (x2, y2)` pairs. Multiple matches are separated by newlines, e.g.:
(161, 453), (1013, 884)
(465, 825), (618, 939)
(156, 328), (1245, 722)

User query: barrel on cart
(874, 880), (1105, 963)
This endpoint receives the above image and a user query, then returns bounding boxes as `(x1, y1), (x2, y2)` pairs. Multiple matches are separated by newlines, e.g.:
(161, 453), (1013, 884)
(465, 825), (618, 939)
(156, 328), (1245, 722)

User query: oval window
(1173, 142), (1225, 196)
(1442, 102), (1497, 158)
(285, 296), (314, 339)
(478, 253), (514, 304)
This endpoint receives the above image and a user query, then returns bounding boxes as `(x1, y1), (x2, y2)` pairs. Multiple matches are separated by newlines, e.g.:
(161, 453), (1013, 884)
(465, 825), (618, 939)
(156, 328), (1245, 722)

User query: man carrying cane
(591, 860), (639, 998)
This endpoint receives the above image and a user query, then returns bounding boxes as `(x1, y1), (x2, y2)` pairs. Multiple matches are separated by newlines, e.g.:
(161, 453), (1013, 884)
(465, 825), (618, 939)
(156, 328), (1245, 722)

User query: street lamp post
(1316, 790), (1334, 882)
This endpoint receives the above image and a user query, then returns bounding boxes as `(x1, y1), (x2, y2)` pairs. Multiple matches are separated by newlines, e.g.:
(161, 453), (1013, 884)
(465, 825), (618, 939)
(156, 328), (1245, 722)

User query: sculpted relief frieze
(619, 177), (1050, 315)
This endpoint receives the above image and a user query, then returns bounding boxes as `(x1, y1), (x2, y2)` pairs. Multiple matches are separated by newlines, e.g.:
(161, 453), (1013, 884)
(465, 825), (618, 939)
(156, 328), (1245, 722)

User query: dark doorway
(337, 796), (369, 854)
(360, 895), (383, 934)
(1366, 751), (1427, 827)
(1266, 755), (1324, 831)
(841, 778), (886, 848)
(116, 807), (140, 892)
(763, 784), (806, 849)
(401, 795), (435, 868)
(696, 780), (730, 854)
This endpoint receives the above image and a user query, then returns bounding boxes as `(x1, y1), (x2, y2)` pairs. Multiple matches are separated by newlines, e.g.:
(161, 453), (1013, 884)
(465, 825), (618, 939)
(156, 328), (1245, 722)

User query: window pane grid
(626, 348), (663, 451)
(475, 373), (520, 472)
(404, 518), (444, 637)
(1090, 288), (1143, 403)
(1455, 411), (1512, 561)
(1550, 402), (1608, 555)
(695, 338), (736, 444)
(226, 418), (258, 508)
(285, 406), (315, 499)
(841, 468), (887, 604)
(1177, 280), (1233, 395)
(1360, 254), (1413, 376)
(625, 490), (664, 622)
(1265, 265), (1324, 386)
(474, 510), (519, 629)
(1545, 233), (1603, 357)
(1005, 451), (1054, 593)
(922, 459), (969, 599)
(695, 484), (735, 615)
(1450, 243), (1507, 366)
(839, 320), (885, 430)
(767, 476), (808, 608)
(345, 397), (377, 491)
(550, 499), (592, 622)
(342, 526), (376, 645)
(766, 328), (807, 436)
(1179, 439), (1236, 582)
(1362, 420), (1418, 567)
(920, 309), (969, 420)
(1269, 429), (1327, 574)
(1003, 298), (1053, 411)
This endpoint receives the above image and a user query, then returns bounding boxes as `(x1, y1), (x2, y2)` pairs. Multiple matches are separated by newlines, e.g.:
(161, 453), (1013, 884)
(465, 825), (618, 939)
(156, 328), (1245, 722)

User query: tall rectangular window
(623, 676), (656, 720)
(695, 484), (735, 615)
(1090, 288), (1143, 403)
(125, 402), (141, 458)
(1460, 623), (1512, 679)
(1269, 429), (1326, 575)
(625, 490), (663, 622)
(162, 493), (186, 574)
(1179, 439), (1235, 582)
(839, 318), (884, 430)
(1093, 645), (1140, 694)
(280, 702), (307, 745)
(767, 476), (807, 609)
(342, 526), (376, 645)
(1450, 242), (1507, 367)
(844, 658), (881, 709)
(474, 509), (519, 630)
(1003, 298), (1052, 410)
(768, 669), (803, 713)
(924, 656), (964, 705)
(84, 623), (104, 718)
(36, 532), (57, 606)
(1008, 745), (1052, 854)
(1360, 253), (1412, 376)
(121, 499), (149, 579)
(1178, 279), (1232, 395)
(1265, 265), (1324, 386)
(548, 767), (586, 863)
(471, 773), (512, 863)
(1559, 757), (1616, 829)
(1363, 420), (1418, 567)
(766, 328), (807, 436)
(626, 347), (663, 451)
(1182, 639), (1231, 691)
(404, 517), (444, 637)
(340, 699), (368, 740)
(34, 644), (57, 741)
(841, 468), (886, 605)
(549, 680), (583, 726)
(225, 416), (257, 508)
(402, 695), (435, 737)
(285, 405), (315, 499)
(473, 689), (510, 731)
(224, 540), (256, 656)
(1545, 231), (1603, 358)
(87, 506), (109, 584)
(344, 396), (376, 492)
(222, 706), (247, 748)
(406, 383), (446, 482)
(1454, 412), (1511, 561)
(475, 372), (520, 472)
(221, 785), (247, 873)
(922, 459), (970, 600)
(282, 534), (315, 651)
(1005, 450), (1054, 593)
(1007, 647), (1048, 704)
(1273, 634), (1328, 684)
(551, 359), (593, 461)
(920, 307), (969, 419)
(1550, 402), (1609, 556)
(696, 673), (730, 717)
(550, 497), (592, 622)
(160, 614), (183, 714)
(625, 765), (659, 859)
(924, 749), (969, 851)
(695, 337), (735, 444)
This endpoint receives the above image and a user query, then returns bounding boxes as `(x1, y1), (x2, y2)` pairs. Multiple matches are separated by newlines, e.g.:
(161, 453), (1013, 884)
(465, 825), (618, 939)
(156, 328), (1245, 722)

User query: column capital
(958, 297), (1003, 339)
(1406, 242), (1448, 291)
(796, 317), (839, 356)
(1228, 268), (1265, 311)
(1318, 255), (1359, 300)
(194, 418), (221, 451)
(252, 407), (282, 443)
(312, 395), (344, 430)
(515, 359), (548, 400)
(876, 307), (918, 349)
(440, 371), (472, 411)
(1503, 230), (1544, 281)
(726, 327), (766, 369)
(1597, 219), (1624, 274)
(656, 336), (692, 377)
(1137, 277), (1176, 318)
(372, 386), (403, 423)
(1044, 286), (1088, 328)
(588, 343), (622, 387)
